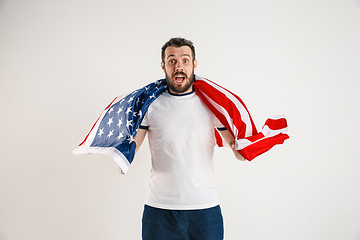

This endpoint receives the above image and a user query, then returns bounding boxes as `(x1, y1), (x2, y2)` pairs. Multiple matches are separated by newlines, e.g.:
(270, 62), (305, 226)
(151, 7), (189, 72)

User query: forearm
(219, 130), (246, 161)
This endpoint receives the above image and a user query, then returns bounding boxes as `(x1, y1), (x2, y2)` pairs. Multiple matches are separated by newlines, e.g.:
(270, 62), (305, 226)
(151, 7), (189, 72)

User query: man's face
(161, 46), (198, 94)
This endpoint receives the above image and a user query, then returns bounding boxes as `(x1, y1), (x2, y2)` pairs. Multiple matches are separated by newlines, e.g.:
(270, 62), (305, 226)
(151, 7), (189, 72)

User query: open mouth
(174, 74), (186, 84)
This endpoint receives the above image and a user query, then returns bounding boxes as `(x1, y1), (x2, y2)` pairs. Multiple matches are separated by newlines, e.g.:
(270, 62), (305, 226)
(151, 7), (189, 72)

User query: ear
(161, 62), (165, 73)
(193, 59), (198, 70)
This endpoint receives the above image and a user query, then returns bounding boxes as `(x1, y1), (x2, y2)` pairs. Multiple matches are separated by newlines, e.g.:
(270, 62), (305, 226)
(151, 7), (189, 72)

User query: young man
(134, 38), (244, 240)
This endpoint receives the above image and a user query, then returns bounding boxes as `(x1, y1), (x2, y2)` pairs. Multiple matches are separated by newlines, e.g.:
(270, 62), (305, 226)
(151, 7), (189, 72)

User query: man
(134, 37), (244, 240)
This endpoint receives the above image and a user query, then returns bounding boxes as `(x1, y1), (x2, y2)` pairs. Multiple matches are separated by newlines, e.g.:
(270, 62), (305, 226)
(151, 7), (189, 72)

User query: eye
(183, 59), (189, 63)
(169, 60), (175, 64)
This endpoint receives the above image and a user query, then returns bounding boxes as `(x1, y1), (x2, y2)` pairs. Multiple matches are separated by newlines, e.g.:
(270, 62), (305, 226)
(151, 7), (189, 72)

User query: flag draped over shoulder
(73, 79), (166, 174)
(193, 76), (289, 161)
(73, 75), (289, 174)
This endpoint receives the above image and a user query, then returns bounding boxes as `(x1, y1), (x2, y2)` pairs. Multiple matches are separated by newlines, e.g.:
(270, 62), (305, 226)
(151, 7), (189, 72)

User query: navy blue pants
(142, 205), (224, 240)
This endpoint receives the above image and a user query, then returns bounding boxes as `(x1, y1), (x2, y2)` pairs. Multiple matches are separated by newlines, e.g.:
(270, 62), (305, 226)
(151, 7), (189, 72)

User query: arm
(134, 128), (148, 154)
(219, 130), (246, 161)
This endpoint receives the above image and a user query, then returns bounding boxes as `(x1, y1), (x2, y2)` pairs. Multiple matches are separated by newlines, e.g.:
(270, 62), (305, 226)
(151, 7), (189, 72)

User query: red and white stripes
(194, 75), (289, 160)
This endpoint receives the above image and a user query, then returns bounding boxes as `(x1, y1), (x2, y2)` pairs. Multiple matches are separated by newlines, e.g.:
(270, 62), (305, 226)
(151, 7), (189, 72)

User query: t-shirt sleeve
(214, 117), (227, 131)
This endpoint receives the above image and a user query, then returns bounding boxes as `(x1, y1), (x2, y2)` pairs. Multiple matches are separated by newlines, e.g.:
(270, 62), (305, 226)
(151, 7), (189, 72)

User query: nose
(175, 62), (184, 72)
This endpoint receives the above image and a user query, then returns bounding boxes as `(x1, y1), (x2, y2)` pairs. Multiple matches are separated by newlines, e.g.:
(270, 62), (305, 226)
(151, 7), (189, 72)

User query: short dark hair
(161, 37), (196, 63)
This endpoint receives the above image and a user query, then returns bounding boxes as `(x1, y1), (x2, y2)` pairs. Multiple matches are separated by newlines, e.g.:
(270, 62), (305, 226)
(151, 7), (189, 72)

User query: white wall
(1, 0), (360, 239)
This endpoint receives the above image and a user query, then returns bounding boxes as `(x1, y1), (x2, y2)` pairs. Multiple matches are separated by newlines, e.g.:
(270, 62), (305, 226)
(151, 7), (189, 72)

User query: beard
(165, 69), (195, 94)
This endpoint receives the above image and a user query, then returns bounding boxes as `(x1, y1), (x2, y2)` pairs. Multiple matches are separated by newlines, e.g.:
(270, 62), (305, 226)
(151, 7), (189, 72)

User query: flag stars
(126, 119), (133, 128)
(107, 130), (114, 138)
(86, 80), (167, 151)
(98, 128), (104, 137)
(107, 117), (113, 126)
(128, 96), (134, 103)
(116, 107), (123, 115)
(117, 131), (124, 140)
(117, 118), (123, 128)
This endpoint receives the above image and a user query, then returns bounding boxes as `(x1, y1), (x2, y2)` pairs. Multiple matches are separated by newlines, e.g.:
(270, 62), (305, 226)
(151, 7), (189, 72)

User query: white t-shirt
(140, 90), (224, 210)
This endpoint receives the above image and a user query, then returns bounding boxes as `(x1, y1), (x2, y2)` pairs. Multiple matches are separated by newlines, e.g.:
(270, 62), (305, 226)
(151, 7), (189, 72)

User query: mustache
(172, 72), (187, 78)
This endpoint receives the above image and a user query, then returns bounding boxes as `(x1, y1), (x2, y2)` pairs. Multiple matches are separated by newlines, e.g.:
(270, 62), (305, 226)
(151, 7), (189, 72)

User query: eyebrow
(166, 54), (191, 59)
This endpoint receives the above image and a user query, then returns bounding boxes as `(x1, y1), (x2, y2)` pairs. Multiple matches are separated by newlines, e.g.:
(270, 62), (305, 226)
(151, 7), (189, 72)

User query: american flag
(194, 76), (289, 161)
(73, 75), (289, 174)
(73, 79), (167, 174)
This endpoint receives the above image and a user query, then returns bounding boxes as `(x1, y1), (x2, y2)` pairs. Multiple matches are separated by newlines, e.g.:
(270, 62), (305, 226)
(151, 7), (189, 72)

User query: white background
(1, 0), (360, 239)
